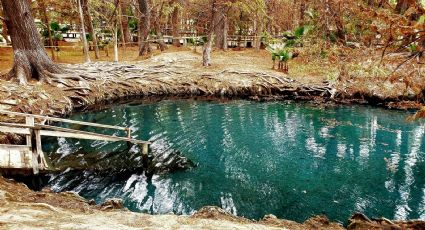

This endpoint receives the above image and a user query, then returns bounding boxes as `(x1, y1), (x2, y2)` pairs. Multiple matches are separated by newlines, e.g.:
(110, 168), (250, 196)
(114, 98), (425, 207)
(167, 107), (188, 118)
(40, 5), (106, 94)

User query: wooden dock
(0, 110), (151, 175)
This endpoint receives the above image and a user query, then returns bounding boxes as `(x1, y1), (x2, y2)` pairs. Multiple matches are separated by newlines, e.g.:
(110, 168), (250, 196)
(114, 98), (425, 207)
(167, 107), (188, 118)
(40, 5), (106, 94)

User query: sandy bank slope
(0, 205), (277, 230)
(0, 194), (343, 230)
(0, 177), (345, 230)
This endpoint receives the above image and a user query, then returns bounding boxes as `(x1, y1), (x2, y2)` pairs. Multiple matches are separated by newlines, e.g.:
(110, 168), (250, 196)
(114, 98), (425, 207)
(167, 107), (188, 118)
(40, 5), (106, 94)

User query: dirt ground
(0, 45), (419, 120)
(0, 47), (339, 128)
(0, 45), (331, 83)
(1, 46), (422, 118)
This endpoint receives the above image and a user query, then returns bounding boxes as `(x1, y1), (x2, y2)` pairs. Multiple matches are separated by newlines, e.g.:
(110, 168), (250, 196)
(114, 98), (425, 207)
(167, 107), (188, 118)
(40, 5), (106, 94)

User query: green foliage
(294, 26), (305, 39)
(41, 22), (70, 41)
(418, 15), (425, 24)
(50, 22), (60, 31)
(266, 43), (294, 62)
(320, 50), (328, 59)
(265, 26), (310, 63)
(187, 37), (203, 45)
(129, 18), (138, 33)
(408, 43), (418, 53)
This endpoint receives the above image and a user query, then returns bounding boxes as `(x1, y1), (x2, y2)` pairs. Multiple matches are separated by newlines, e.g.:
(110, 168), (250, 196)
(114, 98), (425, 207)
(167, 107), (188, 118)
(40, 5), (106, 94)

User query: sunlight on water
(42, 100), (425, 223)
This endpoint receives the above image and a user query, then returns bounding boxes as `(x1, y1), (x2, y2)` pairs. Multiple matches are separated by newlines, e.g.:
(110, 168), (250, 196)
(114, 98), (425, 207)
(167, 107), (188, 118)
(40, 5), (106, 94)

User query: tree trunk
(77, 0), (91, 62)
(153, 2), (167, 51)
(203, 30), (214, 66)
(333, 1), (345, 43)
(214, 6), (228, 50)
(395, 0), (417, 14)
(37, 0), (55, 60)
(1, 0), (62, 84)
(138, 0), (151, 56)
(171, 1), (181, 47)
(118, 2), (127, 50)
(81, 0), (100, 59)
(120, 0), (132, 44)
(253, 18), (262, 50)
(299, 0), (305, 26)
(134, 0), (142, 45)
(202, 0), (217, 66)
(113, 27), (119, 62)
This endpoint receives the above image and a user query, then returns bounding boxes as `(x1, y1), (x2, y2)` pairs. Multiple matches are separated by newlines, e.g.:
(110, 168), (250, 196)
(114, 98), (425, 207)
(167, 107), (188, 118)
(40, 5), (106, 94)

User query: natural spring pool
(42, 99), (425, 223)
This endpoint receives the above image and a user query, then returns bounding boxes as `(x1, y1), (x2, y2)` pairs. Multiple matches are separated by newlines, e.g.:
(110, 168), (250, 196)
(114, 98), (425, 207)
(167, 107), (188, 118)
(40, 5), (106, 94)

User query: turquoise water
(43, 100), (425, 223)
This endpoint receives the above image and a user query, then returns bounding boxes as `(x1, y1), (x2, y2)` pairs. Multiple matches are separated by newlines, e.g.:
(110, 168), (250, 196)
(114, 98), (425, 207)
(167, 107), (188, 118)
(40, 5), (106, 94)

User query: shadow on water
(8, 144), (196, 191)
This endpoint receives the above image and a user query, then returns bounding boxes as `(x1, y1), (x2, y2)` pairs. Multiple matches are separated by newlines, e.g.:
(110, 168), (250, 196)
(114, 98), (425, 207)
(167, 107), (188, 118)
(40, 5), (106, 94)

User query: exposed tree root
(3, 51), (422, 120)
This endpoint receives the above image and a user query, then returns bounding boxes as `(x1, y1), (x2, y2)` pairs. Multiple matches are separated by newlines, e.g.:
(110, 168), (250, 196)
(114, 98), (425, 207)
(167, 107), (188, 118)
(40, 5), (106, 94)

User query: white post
(114, 27), (119, 62)
(26, 117), (39, 174)
(35, 130), (48, 170)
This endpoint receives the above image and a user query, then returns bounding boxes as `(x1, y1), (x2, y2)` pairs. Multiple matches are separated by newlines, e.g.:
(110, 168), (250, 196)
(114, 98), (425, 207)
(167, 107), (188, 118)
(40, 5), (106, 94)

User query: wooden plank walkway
(0, 110), (151, 175)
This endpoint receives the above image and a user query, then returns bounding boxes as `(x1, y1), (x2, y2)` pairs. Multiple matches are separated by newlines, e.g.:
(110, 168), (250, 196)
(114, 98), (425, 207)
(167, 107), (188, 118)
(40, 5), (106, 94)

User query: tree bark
(171, 1), (181, 47)
(134, 0), (142, 45)
(203, 30), (214, 66)
(37, 0), (55, 60)
(203, 0), (217, 66)
(81, 0), (100, 59)
(137, 0), (151, 56)
(0, 0), (63, 84)
(118, 2), (127, 50)
(120, 0), (132, 44)
(153, 2), (167, 51)
(299, 0), (305, 26)
(333, 1), (345, 43)
(77, 0), (91, 62)
(395, 0), (417, 14)
(214, 6), (228, 50)
(253, 18), (262, 50)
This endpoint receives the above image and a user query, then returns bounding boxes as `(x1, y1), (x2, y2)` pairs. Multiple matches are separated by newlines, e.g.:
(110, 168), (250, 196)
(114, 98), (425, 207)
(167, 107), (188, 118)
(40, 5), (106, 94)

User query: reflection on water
(42, 100), (425, 223)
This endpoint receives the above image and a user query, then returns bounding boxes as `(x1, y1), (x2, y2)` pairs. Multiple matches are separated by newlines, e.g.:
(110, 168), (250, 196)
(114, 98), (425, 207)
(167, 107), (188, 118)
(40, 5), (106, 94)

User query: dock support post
(26, 117), (39, 174)
(126, 128), (132, 149)
(35, 130), (48, 170)
(141, 143), (149, 169)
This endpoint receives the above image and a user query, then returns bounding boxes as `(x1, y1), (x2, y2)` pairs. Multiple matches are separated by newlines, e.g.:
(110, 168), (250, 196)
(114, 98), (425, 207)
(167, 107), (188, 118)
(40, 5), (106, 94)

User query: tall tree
(37, 0), (55, 60)
(214, 5), (228, 50)
(120, 0), (132, 44)
(153, 0), (167, 51)
(118, 1), (127, 49)
(0, 0), (63, 84)
(203, 0), (218, 66)
(299, 0), (306, 26)
(137, 0), (151, 55)
(171, 0), (181, 47)
(395, 0), (417, 14)
(77, 0), (91, 62)
(81, 0), (100, 59)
